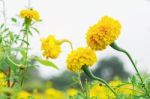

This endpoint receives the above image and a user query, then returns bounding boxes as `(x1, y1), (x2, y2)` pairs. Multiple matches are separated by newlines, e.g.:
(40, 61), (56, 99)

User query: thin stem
(20, 19), (30, 86)
(60, 39), (73, 51)
(1, 0), (7, 25)
(110, 42), (150, 97)
(28, 0), (31, 8)
(7, 66), (11, 87)
(77, 72), (83, 91)
(82, 65), (117, 96)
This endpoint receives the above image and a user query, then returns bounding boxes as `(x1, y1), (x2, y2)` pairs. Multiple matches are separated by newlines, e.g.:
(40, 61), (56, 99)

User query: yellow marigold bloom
(20, 9), (40, 21)
(44, 88), (64, 99)
(17, 91), (31, 99)
(41, 35), (61, 59)
(86, 16), (121, 50)
(67, 89), (78, 97)
(66, 47), (97, 72)
(0, 72), (7, 87)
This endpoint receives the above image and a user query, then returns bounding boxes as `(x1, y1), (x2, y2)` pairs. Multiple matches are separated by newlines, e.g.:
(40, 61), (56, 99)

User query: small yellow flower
(66, 47), (97, 72)
(17, 91), (31, 99)
(67, 89), (78, 97)
(41, 35), (62, 59)
(20, 9), (40, 21)
(86, 16), (121, 50)
(44, 88), (64, 99)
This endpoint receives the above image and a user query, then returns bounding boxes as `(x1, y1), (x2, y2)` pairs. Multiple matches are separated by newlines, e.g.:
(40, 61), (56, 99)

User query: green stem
(110, 42), (150, 97)
(60, 39), (73, 51)
(82, 65), (117, 96)
(20, 18), (30, 86)
(77, 72), (83, 91)
(24, 19), (30, 65)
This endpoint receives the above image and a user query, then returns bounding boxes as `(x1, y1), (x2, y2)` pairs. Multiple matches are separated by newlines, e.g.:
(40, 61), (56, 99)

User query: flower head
(20, 9), (40, 21)
(86, 16), (121, 50)
(66, 47), (97, 72)
(41, 35), (62, 59)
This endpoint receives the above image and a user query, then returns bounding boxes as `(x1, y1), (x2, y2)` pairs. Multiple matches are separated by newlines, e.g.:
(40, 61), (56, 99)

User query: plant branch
(110, 42), (150, 98)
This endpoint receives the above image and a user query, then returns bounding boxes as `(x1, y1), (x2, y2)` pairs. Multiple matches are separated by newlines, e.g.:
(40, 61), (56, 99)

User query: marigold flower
(66, 47), (97, 72)
(41, 35), (61, 59)
(20, 9), (40, 21)
(86, 16), (121, 50)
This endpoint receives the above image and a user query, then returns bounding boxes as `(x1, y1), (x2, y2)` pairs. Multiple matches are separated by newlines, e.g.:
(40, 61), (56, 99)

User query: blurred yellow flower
(118, 84), (135, 96)
(17, 91), (31, 99)
(86, 16), (121, 50)
(0, 72), (7, 87)
(20, 9), (40, 21)
(109, 80), (137, 96)
(44, 88), (64, 99)
(32, 89), (43, 99)
(109, 80), (121, 87)
(90, 84), (114, 99)
(67, 89), (78, 97)
(41, 35), (62, 59)
(66, 47), (97, 72)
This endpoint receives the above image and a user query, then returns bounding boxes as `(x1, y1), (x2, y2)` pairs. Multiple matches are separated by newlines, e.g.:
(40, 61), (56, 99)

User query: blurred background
(0, 0), (150, 91)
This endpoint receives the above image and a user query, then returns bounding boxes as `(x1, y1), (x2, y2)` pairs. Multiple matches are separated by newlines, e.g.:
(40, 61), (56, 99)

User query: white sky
(0, 0), (150, 78)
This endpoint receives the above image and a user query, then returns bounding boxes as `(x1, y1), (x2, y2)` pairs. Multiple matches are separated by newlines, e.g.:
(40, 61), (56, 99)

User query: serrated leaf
(35, 56), (59, 69)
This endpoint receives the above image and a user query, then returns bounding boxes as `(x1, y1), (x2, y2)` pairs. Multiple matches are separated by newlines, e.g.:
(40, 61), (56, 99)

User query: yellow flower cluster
(0, 72), (7, 87)
(86, 16), (121, 50)
(45, 88), (64, 99)
(66, 47), (97, 72)
(41, 35), (62, 59)
(20, 9), (40, 21)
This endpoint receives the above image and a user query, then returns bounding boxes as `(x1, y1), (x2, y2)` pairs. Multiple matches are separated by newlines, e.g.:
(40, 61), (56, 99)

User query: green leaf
(31, 27), (40, 34)
(35, 56), (59, 69)
(0, 24), (4, 29)
(18, 39), (29, 45)
(11, 17), (17, 23)
(1, 28), (9, 34)
(9, 32), (14, 41)
(20, 49), (26, 58)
